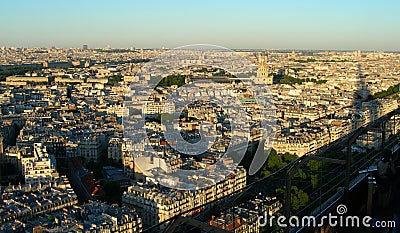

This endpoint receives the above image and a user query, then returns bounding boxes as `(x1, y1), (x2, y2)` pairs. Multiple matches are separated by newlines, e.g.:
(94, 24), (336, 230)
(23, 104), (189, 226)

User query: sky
(1, 0), (399, 51)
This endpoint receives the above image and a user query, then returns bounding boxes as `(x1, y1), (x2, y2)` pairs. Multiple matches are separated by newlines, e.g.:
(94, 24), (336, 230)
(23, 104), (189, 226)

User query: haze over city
(1, 0), (400, 51)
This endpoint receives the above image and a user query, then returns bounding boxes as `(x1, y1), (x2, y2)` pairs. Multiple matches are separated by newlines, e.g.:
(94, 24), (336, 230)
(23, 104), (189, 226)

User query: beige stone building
(122, 166), (246, 226)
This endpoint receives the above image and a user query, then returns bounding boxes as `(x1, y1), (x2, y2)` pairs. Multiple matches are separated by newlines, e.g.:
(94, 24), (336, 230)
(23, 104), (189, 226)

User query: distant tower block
(83, 44), (88, 50)
(257, 54), (273, 85)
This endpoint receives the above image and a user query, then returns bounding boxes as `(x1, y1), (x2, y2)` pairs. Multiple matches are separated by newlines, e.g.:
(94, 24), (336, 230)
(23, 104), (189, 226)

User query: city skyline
(1, 0), (400, 51)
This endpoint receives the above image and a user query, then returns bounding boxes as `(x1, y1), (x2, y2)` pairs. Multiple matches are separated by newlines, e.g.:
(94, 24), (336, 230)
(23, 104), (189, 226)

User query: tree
(297, 188), (310, 209)
(282, 153), (298, 163)
(107, 75), (122, 85)
(266, 151), (286, 172)
(256, 149), (290, 179)
(290, 186), (310, 211)
(294, 169), (307, 179)
(307, 160), (322, 171)
(311, 174), (319, 189)
(157, 75), (186, 87)
(259, 167), (271, 178)
(154, 113), (174, 123)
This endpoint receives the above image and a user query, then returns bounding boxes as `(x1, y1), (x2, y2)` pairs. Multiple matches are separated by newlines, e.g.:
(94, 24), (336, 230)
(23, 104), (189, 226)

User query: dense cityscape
(1, 1), (400, 233)
(0, 45), (399, 232)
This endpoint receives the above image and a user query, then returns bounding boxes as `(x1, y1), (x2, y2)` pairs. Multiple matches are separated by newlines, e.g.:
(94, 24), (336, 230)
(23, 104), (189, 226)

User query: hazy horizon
(3, 46), (400, 53)
(1, 0), (399, 51)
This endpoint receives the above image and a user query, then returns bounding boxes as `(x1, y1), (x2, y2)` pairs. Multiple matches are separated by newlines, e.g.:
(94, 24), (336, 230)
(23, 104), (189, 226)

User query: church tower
(257, 53), (273, 85)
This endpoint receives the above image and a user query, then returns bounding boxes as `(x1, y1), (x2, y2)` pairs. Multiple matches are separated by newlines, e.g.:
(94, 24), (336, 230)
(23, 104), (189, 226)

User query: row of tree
(373, 84), (400, 99)
(157, 75), (186, 87)
(0, 65), (42, 81)
(276, 74), (327, 85)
